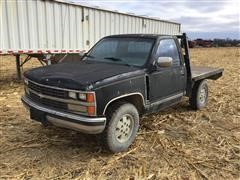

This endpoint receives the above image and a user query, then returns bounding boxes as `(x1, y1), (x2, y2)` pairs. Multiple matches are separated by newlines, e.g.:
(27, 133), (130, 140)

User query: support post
(15, 54), (21, 80)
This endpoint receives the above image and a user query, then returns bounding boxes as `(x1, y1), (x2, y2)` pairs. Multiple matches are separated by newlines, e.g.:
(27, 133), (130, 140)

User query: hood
(24, 61), (143, 90)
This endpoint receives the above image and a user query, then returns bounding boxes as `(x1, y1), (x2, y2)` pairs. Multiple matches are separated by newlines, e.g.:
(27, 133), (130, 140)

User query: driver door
(148, 38), (186, 103)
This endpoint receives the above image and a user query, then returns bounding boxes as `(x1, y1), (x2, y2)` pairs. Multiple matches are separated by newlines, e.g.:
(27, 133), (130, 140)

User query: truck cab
(22, 33), (223, 152)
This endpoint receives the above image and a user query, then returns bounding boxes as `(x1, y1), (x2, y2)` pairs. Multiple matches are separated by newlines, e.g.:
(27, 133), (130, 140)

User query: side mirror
(157, 57), (173, 67)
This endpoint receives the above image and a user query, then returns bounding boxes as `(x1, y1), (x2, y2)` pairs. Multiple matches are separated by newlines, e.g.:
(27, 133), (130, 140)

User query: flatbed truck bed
(191, 66), (224, 82)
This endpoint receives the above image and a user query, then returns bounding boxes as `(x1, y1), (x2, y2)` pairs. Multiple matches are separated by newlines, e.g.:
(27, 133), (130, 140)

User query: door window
(156, 39), (180, 66)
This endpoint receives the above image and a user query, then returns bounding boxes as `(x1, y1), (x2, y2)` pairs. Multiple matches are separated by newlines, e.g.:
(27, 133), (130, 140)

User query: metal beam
(15, 54), (21, 80)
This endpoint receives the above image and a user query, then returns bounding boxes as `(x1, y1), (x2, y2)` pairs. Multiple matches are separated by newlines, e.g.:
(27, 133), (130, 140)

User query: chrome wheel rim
(199, 86), (207, 104)
(115, 114), (134, 143)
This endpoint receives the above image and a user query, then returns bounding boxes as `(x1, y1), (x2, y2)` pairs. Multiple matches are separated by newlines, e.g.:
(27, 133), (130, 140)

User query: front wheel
(190, 80), (208, 110)
(103, 102), (139, 153)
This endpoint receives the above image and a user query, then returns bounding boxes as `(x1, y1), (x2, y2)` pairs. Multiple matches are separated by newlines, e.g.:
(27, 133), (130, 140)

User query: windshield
(84, 37), (155, 67)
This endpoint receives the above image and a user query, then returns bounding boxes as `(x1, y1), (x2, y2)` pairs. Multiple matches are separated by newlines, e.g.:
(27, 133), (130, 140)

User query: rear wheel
(190, 80), (208, 110)
(103, 102), (139, 153)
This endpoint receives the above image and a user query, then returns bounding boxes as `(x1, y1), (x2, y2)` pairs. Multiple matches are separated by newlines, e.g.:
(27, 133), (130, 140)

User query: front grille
(25, 80), (91, 115)
(28, 92), (67, 110)
(28, 81), (67, 98)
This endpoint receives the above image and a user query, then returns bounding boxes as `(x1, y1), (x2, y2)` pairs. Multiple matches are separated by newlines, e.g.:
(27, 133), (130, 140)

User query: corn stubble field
(0, 48), (239, 180)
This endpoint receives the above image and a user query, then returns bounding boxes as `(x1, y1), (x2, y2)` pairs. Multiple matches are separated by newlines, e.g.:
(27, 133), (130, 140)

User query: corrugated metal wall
(1, 0), (181, 54)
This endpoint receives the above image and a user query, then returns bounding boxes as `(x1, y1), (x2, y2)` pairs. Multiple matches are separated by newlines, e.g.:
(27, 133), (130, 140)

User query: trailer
(1, 0), (181, 79)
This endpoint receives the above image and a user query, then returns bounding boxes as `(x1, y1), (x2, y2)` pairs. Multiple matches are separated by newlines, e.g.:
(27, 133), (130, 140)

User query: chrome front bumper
(21, 96), (106, 134)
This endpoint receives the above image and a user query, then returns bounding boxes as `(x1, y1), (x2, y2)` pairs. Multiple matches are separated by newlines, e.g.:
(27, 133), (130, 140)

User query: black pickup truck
(22, 33), (223, 152)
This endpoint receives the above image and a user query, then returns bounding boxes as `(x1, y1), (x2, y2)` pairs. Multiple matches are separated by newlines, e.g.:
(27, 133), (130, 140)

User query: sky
(73, 0), (240, 39)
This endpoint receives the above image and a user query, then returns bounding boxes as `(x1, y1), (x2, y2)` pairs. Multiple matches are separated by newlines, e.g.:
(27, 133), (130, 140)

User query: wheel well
(104, 94), (145, 115)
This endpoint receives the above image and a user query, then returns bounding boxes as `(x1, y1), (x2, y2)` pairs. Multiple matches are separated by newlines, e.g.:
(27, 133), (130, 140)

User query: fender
(103, 92), (145, 115)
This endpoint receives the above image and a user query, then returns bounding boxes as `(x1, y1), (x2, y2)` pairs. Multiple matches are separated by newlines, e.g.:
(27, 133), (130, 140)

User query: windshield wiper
(104, 57), (134, 67)
(104, 57), (123, 61)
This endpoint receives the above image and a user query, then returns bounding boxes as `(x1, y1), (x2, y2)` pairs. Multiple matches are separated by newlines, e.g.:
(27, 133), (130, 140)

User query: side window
(156, 39), (180, 66)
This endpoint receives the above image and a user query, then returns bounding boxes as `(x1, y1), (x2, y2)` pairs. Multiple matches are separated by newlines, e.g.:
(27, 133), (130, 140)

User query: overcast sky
(74, 0), (239, 39)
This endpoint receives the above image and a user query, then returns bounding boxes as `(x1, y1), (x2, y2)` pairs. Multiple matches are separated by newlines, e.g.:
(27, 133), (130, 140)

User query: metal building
(1, 0), (181, 54)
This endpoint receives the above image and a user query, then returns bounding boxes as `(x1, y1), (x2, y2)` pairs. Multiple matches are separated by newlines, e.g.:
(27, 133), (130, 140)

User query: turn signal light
(87, 106), (95, 116)
(87, 93), (95, 102)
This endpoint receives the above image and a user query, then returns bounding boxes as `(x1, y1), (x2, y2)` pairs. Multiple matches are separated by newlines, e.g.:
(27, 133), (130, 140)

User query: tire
(103, 102), (139, 153)
(190, 80), (208, 110)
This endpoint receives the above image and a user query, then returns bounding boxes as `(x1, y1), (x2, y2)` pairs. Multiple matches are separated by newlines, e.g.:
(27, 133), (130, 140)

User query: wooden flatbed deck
(191, 66), (224, 82)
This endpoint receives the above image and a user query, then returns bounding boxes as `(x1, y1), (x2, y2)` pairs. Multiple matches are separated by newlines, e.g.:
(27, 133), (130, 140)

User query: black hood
(24, 61), (143, 90)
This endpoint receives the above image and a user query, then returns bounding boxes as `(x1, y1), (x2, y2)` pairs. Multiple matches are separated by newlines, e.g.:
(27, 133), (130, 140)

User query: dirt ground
(0, 48), (239, 180)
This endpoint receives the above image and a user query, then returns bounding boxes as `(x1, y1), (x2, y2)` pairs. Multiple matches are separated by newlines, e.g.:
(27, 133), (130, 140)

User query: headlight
(68, 91), (77, 99)
(69, 92), (95, 102)
(79, 93), (87, 101)
(68, 104), (87, 112)
(67, 91), (96, 116)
